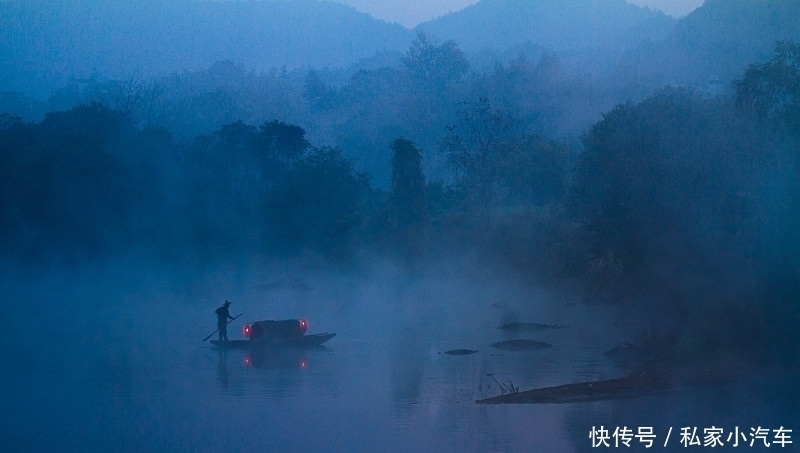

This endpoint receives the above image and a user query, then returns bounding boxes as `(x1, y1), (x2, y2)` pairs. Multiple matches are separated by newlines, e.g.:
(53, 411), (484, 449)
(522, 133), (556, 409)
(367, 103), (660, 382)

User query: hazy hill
(664, 0), (800, 82)
(612, 0), (800, 92)
(0, 0), (412, 97)
(414, 0), (676, 53)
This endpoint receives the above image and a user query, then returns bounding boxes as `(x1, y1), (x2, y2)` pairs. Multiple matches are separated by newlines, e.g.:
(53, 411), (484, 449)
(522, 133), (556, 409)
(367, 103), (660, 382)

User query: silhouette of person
(215, 300), (235, 342)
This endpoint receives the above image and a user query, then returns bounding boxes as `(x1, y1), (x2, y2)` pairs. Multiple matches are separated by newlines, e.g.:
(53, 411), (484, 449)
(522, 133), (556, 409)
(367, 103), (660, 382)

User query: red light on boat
(243, 356), (252, 367)
(243, 324), (252, 337)
(299, 319), (308, 332)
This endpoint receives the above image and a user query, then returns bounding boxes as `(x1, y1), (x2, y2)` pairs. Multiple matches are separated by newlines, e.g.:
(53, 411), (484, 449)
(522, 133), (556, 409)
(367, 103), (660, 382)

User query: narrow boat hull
(211, 333), (336, 349)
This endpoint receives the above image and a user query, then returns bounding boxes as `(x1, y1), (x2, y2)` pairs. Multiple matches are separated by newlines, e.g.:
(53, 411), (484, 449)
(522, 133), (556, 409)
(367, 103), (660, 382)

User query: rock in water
(444, 349), (479, 355)
(490, 339), (553, 351)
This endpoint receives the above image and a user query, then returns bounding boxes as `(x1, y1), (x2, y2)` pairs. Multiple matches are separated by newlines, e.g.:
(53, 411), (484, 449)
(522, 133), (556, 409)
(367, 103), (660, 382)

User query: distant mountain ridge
(664, 0), (800, 81)
(1, 0), (799, 102)
(612, 0), (800, 89)
(415, 0), (676, 53)
(0, 0), (412, 96)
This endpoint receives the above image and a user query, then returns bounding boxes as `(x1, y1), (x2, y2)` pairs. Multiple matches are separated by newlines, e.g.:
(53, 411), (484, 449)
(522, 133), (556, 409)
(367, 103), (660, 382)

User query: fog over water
(2, 0), (800, 451)
(0, 257), (592, 451)
(1, 256), (797, 452)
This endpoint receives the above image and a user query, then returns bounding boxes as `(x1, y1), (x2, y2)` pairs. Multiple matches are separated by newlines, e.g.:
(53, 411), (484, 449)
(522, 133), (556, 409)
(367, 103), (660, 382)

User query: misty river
(1, 258), (797, 452)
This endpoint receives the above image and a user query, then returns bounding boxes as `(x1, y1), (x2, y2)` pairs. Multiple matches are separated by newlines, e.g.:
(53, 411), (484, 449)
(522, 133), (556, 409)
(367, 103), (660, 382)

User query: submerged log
(476, 372), (673, 404)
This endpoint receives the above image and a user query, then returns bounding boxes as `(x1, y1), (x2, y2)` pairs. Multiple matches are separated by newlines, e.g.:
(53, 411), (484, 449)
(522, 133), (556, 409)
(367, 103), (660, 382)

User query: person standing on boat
(215, 300), (235, 342)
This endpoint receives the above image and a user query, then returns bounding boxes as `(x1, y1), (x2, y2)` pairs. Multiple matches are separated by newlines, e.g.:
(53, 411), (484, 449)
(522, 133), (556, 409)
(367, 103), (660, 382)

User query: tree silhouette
(402, 31), (469, 87)
(388, 138), (427, 230)
(257, 120), (309, 167)
(734, 40), (800, 134)
(266, 146), (370, 253)
(302, 69), (337, 111)
(439, 98), (518, 208)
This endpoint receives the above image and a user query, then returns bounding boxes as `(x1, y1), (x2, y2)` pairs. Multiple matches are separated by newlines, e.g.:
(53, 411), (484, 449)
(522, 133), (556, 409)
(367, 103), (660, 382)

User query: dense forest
(3, 0), (800, 378)
(3, 36), (800, 368)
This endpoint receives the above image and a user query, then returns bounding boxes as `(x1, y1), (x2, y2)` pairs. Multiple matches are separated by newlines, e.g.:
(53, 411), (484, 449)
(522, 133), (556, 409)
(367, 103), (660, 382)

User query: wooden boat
(210, 319), (335, 349)
(210, 333), (336, 349)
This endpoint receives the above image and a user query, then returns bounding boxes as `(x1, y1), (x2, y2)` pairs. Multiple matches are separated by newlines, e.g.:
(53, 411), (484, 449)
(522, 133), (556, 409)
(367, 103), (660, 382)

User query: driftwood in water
(476, 372), (672, 404)
(490, 339), (553, 351)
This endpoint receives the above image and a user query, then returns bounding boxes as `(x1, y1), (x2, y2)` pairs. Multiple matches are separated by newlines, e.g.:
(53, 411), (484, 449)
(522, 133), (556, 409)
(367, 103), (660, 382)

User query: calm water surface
(1, 262), (798, 452)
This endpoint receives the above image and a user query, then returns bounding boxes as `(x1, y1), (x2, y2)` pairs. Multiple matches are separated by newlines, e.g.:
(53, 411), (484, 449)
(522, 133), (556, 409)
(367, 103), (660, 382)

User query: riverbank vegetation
(2, 39), (799, 369)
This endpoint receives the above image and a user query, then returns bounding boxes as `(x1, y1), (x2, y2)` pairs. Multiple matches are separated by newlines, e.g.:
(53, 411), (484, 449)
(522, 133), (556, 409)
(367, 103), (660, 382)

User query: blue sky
(334, 0), (705, 28)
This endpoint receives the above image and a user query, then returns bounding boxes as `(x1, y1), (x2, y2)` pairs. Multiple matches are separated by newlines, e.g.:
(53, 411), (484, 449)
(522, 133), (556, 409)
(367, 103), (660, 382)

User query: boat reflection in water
(214, 345), (316, 392)
(242, 348), (310, 369)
